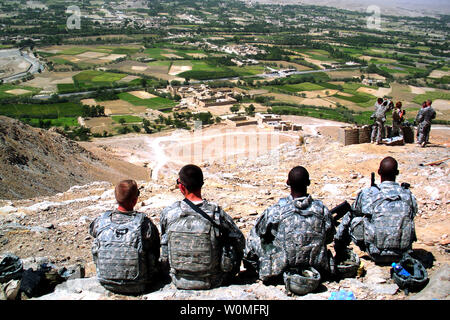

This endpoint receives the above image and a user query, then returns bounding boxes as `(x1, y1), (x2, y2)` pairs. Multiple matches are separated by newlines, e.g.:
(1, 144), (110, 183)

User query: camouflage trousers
(417, 121), (431, 144)
(391, 122), (403, 138)
(371, 120), (385, 143)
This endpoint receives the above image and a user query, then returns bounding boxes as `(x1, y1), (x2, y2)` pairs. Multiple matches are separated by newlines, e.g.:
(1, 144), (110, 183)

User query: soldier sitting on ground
(244, 166), (335, 283)
(89, 180), (161, 295)
(159, 164), (245, 290)
(334, 157), (418, 265)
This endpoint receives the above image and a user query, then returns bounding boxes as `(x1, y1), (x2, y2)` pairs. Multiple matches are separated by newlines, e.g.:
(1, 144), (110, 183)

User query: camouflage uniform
(89, 210), (160, 294)
(371, 103), (392, 144)
(391, 107), (404, 138)
(334, 181), (418, 264)
(416, 106), (436, 145)
(160, 199), (245, 289)
(244, 195), (335, 281)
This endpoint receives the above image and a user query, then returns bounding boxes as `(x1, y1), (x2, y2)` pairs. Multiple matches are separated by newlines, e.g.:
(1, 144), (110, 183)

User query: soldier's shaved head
(378, 157), (399, 181)
(287, 166), (310, 194)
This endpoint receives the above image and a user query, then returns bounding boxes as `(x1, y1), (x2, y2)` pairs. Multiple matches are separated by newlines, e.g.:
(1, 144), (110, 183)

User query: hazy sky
(251, 0), (450, 16)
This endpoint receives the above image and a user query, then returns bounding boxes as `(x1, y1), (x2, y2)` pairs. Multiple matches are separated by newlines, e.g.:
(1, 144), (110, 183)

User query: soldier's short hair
(115, 180), (139, 206)
(396, 101), (402, 108)
(179, 164), (204, 192)
(288, 166), (310, 191)
(377, 98), (383, 104)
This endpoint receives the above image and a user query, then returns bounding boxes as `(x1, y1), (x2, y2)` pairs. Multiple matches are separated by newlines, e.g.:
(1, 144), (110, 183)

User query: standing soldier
(391, 101), (405, 138)
(244, 166), (335, 283)
(371, 100), (393, 144)
(416, 100), (436, 147)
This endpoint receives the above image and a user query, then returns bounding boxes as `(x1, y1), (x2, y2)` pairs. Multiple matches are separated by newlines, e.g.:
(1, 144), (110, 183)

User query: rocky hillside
(0, 116), (149, 200)
(0, 117), (448, 300)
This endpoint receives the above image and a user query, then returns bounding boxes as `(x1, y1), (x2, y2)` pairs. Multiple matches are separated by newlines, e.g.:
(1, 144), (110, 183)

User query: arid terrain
(0, 116), (448, 300)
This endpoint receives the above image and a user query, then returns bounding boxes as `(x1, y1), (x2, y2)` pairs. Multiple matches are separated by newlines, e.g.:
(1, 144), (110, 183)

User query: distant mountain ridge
(247, 0), (450, 17)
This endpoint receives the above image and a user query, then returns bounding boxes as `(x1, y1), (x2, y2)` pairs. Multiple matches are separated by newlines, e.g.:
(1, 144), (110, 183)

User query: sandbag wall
(339, 126), (371, 146)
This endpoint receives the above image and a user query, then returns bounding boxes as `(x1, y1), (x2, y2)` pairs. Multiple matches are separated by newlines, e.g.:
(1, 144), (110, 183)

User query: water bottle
(329, 290), (356, 300)
(392, 263), (411, 277)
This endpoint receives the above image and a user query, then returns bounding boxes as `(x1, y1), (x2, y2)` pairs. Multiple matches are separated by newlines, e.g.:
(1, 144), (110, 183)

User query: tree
(245, 104), (255, 116)
(118, 118), (126, 125)
(230, 104), (240, 113)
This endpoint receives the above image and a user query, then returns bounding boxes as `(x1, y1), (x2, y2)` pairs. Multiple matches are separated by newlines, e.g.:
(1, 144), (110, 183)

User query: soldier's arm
(323, 205), (335, 244)
(142, 217), (161, 261)
(159, 208), (170, 261)
(89, 217), (99, 238)
(217, 206), (245, 252)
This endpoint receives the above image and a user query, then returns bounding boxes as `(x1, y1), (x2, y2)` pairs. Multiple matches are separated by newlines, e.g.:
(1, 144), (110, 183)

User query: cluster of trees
(82, 105), (105, 118)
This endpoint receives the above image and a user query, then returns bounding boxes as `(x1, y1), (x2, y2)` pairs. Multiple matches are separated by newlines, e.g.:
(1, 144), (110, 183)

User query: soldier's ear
(306, 179), (310, 187)
(286, 179), (290, 186)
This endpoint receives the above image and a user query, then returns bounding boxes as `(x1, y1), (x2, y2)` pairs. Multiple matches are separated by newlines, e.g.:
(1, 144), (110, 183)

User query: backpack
(275, 202), (328, 273)
(364, 187), (415, 259)
(167, 201), (223, 290)
(92, 211), (148, 294)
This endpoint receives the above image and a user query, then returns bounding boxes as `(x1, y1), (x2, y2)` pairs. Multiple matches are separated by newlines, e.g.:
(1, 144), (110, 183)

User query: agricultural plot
(0, 102), (83, 127)
(57, 70), (131, 93)
(178, 60), (239, 80)
(144, 47), (211, 60)
(117, 92), (177, 110)
(412, 90), (450, 105)
(111, 115), (143, 124)
(331, 83), (378, 108)
(0, 84), (41, 99)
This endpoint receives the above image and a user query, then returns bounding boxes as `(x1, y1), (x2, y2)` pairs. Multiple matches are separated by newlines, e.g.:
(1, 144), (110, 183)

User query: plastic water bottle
(329, 290), (356, 300)
(392, 263), (411, 277)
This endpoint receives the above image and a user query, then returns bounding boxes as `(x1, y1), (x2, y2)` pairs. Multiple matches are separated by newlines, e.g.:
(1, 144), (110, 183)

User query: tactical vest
(167, 202), (223, 290)
(92, 211), (148, 293)
(362, 187), (415, 260)
(276, 205), (328, 271)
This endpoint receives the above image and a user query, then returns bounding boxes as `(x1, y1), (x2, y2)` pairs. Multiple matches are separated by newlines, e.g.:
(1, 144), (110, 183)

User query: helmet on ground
(283, 266), (321, 296)
(0, 253), (23, 283)
(336, 249), (360, 279)
(391, 255), (428, 293)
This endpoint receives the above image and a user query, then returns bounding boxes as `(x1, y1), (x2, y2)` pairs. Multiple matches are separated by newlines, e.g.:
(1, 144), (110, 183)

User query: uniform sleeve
(159, 207), (170, 260)
(89, 217), (99, 238)
(142, 217), (160, 261)
(322, 205), (335, 244)
(217, 206), (245, 253)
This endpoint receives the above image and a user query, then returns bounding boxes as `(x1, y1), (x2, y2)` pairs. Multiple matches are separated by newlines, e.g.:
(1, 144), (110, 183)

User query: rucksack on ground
(92, 211), (148, 294)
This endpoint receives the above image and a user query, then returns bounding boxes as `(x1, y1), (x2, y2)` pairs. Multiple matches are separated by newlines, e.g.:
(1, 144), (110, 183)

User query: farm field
(57, 70), (139, 93)
(117, 92), (177, 110)
(0, 84), (41, 99)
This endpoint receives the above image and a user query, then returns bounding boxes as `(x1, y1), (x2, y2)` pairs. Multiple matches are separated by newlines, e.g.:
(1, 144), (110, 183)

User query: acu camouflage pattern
(416, 106), (436, 144)
(245, 195), (334, 281)
(335, 181), (418, 263)
(160, 200), (245, 290)
(90, 211), (158, 294)
(371, 103), (392, 143)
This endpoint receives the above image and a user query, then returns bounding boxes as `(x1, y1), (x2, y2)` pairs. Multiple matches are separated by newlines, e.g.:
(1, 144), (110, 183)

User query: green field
(267, 82), (325, 93)
(58, 70), (129, 93)
(117, 92), (177, 110)
(0, 102), (84, 119)
(333, 83), (378, 108)
(144, 47), (210, 60)
(111, 115), (143, 124)
(178, 60), (239, 80)
(412, 91), (450, 104)
(0, 84), (41, 99)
